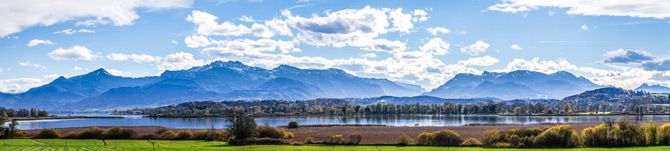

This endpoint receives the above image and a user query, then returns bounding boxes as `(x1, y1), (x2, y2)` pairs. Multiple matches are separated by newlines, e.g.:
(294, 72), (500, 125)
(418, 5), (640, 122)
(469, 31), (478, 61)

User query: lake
(11, 114), (670, 130)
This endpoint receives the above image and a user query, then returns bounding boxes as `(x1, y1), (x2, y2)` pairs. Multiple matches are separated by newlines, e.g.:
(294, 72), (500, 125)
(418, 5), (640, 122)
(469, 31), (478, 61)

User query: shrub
(283, 131), (294, 139)
(644, 122), (659, 145)
(258, 125), (286, 138)
(104, 127), (137, 139)
(582, 122), (611, 147)
(305, 136), (315, 144)
(328, 134), (343, 144)
(160, 131), (178, 140)
(461, 138), (483, 147)
(533, 125), (581, 148)
(63, 132), (80, 139)
(483, 129), (506, 146)
(176, 130), (194, 140)
(347, 133), (363, 145)
(417, 132), (433, 145)
(431, 129), (462, 146)
(397, 133), (413, 146)
(660, 124), (670, 145)
(509, 128), (543, 137)
(35, 128), (61, 138)
(416, 129), (462, 146)
(193, 130), (209, 140)
(288, 121), (300, 128)
(79, 127), (104, 139)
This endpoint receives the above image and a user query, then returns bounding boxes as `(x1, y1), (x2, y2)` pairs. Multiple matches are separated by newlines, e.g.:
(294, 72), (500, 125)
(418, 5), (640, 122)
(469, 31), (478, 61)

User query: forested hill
(562, 87), (648, 102)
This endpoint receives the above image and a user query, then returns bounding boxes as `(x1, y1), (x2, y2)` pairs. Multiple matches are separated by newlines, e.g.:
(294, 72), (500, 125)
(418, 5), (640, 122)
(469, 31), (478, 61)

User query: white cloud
(426, 27), (450, 35)
(157, 52), (205, 71)
(53, 29), (95, 35)
(603, 49), (654, 64)
(171, 40), (178, 45)
(283, 6), (413, 52)
(72, 66), (82, 71)
(184, 35), (212, 48)
(19, 61), (46, 69)
(27, 39), (54, 47)
(488, 0), (670, 19)
(239, 16), (255, 22)
(510, 44), (522, 50)
(412, 9), (429, 22)
(0, 78), (46, 93)
(106, 69), (131, 76)
(581, 24), (589, 30)
(187, 11), (289, 38)
(0, 0), (192, 36)
(419, 38), (450, 55)
(458, 56), (500, 66)
(361, 53), (377, 58)
(107, 53), (161, 63)
(47, 46), (98, 60)
(460, 41), (490, 56)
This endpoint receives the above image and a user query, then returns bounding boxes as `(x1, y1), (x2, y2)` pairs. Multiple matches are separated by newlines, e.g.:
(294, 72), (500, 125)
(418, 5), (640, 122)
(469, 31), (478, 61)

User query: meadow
(2, 139), (670, 151)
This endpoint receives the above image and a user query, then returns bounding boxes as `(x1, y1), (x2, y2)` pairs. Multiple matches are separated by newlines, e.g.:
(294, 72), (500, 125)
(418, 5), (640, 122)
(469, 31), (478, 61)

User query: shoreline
(5, 116), (123, 122)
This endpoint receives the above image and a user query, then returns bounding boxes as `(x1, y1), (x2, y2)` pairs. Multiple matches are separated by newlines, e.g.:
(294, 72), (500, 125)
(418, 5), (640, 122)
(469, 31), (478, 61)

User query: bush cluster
(416, 129), (462, 146)
(257, 125), (294, 139)
(582, 121), (669, 147)
(483, 125), (580, 148)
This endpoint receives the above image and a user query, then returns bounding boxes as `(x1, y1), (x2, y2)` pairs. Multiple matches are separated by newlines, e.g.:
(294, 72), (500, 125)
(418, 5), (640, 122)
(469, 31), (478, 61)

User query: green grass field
(2, 139), (670, 151)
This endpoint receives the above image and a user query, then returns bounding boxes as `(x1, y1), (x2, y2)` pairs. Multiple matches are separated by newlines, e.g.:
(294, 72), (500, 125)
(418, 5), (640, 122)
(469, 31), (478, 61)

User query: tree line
(120, 95), (670, 116)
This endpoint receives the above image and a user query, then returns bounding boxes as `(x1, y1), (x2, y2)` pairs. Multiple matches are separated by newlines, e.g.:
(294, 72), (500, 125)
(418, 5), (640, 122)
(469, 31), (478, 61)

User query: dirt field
(24, 121), (670, 145)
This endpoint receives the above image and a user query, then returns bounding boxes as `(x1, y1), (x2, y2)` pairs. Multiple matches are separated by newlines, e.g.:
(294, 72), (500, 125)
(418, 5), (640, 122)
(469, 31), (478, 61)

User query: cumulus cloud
(458, 56), (500, 66)
(239, 16), (255, 22)
(460, 41), (490, 56)
(47, 46), (98, 60)
(157, 52), (205, 71)
(412, 9), (429, 22)
(510, 44), (522, 50)
(642, 59), (670, 71)
(487, 0), (670, 19)
(27, 39), (54, 47)
(72, 66), (82, 71)
(603, 49), (654, 64)
(283, 6), (413, 52)
(426, 27), (450, 35)
(184, 35), (212, 48)
(0, 74), (64, 93)
(0, 0), (192, 36)
(187, 11), (290, 38)
(107, 53), (161, 63)
(53, 29), (95, 35)
(419, 38), (450, 55)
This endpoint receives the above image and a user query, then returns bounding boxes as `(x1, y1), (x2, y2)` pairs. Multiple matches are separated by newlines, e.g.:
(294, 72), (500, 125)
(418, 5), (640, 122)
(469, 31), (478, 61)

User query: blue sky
(1, 0), (670, 92)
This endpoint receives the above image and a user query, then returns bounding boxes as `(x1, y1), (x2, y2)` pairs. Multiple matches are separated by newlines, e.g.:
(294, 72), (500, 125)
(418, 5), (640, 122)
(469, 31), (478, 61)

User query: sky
(1, 0), (670, 93)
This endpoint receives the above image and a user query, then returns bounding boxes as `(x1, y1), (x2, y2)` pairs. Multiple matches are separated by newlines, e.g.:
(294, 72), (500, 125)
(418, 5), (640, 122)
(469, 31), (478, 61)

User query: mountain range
(0, 61), (425, 110)
(0, 60), (634, 110)
(425, 70), (603, 100)
(635, 83), (670, 93)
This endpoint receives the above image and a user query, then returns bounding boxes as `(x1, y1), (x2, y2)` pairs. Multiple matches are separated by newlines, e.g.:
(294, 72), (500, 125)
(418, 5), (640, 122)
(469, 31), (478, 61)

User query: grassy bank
(1, 139), (670, 151)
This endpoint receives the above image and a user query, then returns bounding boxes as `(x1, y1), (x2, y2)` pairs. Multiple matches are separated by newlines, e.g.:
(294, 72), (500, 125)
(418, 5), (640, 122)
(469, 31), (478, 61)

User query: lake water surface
(12, 114), (670, 130)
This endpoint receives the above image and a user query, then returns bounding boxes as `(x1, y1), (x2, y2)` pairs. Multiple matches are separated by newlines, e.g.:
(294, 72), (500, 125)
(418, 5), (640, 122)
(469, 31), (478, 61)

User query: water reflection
(10, 114), (670, 130)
